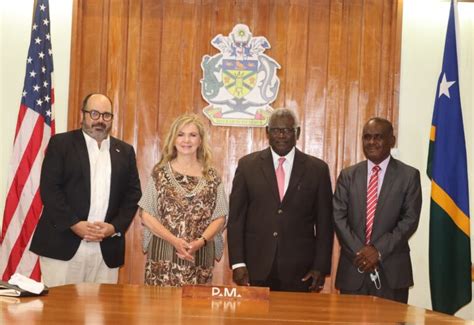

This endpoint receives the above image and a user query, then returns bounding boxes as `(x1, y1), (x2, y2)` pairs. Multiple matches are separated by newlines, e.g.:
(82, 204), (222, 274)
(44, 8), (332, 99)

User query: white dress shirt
(81, 131), (111, 252)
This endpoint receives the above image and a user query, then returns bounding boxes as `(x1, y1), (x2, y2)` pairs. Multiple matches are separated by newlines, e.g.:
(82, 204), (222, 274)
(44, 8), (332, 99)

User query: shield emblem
(222, 59), (258, 98)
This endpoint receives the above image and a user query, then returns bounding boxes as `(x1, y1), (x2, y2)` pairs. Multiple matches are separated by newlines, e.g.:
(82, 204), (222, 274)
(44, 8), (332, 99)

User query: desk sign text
(182, 285), (269, 301)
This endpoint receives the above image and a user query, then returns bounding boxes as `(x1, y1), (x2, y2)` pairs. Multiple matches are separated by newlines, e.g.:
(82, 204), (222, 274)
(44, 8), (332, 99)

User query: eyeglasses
(82, 109), (114, 122)
(268, 127), (296, 136)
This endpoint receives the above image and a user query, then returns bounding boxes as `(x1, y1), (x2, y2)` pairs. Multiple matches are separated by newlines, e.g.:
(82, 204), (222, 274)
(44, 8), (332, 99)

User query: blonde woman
(139, 113), (227, 286)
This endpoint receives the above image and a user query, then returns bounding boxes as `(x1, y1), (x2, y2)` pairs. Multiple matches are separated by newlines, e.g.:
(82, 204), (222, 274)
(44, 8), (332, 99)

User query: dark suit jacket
(30, 129), (142, 268)
(333, 157), (422, 290)
(227, 147), (334, 284)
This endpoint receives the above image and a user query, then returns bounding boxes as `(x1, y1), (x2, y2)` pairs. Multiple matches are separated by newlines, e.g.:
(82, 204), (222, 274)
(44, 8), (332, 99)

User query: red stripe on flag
(30, 259), (41, 282)
(14, 105), (28, 140)
(2, 189), (43, 281)
(1, 116), (44, 242)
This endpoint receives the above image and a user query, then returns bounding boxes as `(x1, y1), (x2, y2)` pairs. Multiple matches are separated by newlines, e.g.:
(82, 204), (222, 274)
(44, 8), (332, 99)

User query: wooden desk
(0, 284), (470, 324)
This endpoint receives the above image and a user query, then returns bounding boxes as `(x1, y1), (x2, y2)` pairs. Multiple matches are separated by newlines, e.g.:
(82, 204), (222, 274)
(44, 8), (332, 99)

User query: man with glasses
(30, 93), (141, 286)
(228, 108), (333, 292)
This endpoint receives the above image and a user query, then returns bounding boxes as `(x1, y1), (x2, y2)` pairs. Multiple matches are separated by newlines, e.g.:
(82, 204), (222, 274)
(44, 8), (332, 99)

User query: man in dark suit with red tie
(333, 117), (422, 303)
(227, 108), (334, 292)
(30, 93), (141, 286)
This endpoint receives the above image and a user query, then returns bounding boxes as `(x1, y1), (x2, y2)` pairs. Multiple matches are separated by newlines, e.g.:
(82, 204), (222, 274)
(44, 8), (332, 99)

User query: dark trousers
(340, 269), (409, 304)
(250, 250), (311, 292)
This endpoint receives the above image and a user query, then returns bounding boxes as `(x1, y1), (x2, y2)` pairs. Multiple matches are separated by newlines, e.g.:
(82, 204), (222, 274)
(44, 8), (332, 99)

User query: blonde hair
(158, 113), (213, 177)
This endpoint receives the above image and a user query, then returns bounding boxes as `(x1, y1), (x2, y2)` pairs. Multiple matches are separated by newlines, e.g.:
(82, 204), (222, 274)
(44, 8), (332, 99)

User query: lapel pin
(115, 148), (120, 153)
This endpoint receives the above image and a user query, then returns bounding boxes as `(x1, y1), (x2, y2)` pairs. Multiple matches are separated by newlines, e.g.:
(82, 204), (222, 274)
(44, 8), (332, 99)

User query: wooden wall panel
(68, 0), (403, 289)
(120, 0), (143, 284)
(341, 0), (363, 169)
(285, 0), (309, 149)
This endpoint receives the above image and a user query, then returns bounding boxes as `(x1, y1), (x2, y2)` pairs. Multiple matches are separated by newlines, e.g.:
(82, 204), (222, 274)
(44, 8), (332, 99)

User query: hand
(91, 221), (116, 239)
(71, 221), (102, 242)
(172, 237), (194, 262)
(186, 238), (205, 256)
(354, 245), (380, 273)
(302, 270), (325, 292)
(232, 267), (250, 286)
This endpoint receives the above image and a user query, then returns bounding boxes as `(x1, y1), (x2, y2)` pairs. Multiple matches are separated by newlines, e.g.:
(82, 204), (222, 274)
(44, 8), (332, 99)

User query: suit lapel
(283, 149), (305, 204)
(375, 158), (397, 216)
(355, 161), (368, 227)
(73, 130), (91, 195)
(107, 137), (120, 220)
(260, 148), (280, 203)
(109, 137), (118, 190)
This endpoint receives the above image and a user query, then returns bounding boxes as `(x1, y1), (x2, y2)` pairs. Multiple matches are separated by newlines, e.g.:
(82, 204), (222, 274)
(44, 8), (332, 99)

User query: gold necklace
(167, 162), (205, 198)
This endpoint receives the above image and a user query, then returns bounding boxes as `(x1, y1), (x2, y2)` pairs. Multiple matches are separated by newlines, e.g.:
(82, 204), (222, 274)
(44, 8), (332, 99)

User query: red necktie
(366, 165), (381, 245)
(276, 157), (286, 201)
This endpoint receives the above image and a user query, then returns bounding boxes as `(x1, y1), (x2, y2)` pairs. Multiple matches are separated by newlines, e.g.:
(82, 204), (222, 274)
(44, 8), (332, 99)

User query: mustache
(92, 122), (107, 129)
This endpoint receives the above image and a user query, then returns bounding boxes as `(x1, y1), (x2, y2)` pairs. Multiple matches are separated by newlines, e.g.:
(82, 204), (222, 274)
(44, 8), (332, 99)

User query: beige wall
(0, 0), (72, 220)
(0, 0), (473, 320)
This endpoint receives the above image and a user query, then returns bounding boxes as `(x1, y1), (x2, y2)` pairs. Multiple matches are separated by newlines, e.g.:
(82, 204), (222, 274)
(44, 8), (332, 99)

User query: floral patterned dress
(139, 163), (227, 287)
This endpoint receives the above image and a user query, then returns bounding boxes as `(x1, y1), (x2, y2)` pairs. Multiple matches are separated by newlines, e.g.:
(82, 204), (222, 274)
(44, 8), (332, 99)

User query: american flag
(0, 0), (54, 281)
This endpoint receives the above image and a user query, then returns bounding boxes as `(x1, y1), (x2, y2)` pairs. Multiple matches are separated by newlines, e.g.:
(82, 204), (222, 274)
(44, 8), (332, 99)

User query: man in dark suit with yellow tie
(333, 117), (422, 303)
(227, 108), (334, 292)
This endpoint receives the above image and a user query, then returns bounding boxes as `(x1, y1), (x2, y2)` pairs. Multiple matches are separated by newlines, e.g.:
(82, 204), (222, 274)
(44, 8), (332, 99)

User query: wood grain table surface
(1, 283), (471, 324)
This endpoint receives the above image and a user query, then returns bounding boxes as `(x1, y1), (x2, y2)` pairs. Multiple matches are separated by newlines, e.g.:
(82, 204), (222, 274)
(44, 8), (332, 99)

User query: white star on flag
(438, 73), (456, 99)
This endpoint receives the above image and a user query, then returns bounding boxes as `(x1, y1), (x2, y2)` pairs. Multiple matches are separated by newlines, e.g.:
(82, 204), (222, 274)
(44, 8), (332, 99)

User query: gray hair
(268, 108), (300, 128)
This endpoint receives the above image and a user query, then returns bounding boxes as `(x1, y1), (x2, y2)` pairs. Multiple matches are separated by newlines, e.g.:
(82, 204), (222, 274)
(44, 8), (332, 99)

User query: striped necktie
(366, 165), (381, 245)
